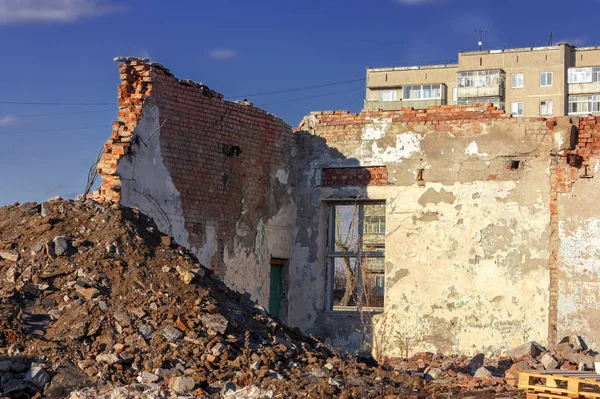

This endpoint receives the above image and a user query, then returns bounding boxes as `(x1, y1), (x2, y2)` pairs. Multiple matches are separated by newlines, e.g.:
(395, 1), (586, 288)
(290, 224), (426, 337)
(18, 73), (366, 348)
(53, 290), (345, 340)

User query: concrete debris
(540, 352), (559, 370)
(508, 341), (544, 359)
(168, 375), (195, 393)
(0, 250), (19, 262)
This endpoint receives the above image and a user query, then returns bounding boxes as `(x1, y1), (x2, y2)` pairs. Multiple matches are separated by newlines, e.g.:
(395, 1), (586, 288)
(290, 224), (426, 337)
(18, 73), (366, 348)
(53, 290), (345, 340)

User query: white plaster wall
(117, 99), (190, 249)
(223, 202), (297, 308)
(557, 161), (600, 348)
(378, 178), (551, 356)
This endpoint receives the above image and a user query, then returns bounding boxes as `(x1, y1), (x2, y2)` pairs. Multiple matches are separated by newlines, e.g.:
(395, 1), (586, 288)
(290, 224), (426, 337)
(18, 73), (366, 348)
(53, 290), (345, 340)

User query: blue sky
(0, 0), (595, 205)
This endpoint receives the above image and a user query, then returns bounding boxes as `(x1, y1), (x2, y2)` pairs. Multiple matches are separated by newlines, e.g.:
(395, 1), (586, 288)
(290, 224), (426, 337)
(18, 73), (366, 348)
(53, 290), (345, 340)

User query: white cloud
(396, 0), (446, 5)
(208, 49), (238, 60)
(0, 0), (125, 24)
(0, 116), (18, 126)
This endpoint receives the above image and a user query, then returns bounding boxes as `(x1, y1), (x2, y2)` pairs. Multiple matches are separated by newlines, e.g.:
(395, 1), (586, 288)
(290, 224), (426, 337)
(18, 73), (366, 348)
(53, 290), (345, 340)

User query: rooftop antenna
(548, 32), (553, 46)
(475, 23), (489, 51)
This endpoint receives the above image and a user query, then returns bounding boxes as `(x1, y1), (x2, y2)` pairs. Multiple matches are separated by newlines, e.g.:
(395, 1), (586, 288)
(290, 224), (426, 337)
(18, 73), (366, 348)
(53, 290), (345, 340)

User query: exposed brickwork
(321, 166), (388, 186)
(95, 58), (294, 275)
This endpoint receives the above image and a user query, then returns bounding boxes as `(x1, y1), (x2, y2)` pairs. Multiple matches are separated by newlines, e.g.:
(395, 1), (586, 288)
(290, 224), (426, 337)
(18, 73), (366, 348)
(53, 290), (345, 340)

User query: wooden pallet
(519, 370), (600, 398)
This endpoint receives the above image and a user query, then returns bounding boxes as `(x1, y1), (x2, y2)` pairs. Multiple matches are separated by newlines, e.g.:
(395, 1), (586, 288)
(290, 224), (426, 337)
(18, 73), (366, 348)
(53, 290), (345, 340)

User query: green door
(269, 261), (284, 318)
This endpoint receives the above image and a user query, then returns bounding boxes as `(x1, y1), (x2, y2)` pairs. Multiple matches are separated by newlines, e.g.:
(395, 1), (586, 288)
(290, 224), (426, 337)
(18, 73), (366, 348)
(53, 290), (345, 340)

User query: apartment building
(365, 42), (600, 117)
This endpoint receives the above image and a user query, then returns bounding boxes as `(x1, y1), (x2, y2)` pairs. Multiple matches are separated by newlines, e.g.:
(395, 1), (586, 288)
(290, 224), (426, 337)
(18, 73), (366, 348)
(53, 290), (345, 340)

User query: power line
(225, 78), (365, 99)
(0, 124), (108, 136)
(0, 100), (113, 106)
(257, 88), (360, 107)
(334, 94), (364, 110)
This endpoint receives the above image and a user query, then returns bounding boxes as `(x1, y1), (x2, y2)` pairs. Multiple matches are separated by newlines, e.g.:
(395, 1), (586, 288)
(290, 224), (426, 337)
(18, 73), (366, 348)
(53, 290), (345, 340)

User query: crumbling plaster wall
(554, 116), (600, 349)
(97, 58), (297, 310)
(294, 106), (572, 356)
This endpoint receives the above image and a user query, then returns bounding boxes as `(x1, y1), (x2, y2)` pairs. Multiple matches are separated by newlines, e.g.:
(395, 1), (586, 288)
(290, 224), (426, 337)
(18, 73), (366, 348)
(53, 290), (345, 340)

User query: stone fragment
(25, 366), (51, 389)
(0, 250), (19, 262)
(221, 381), (237, 396)
(250, 361), (261, 371)
(211, 343), (226, 357)
(75, 285), (101, 300)
(509, 341), (543, 359)
(474, 367), (492, 378)
(425, 367), (442, 381)
(53, 236), (69, 256)
(505, 360), (530, 379)
(176, 266), (196, 284)
(328, 377), (344, 387)
(96, 353), (120, 364)
(169, 376), (195, 393)
(554, 342), (576, 361)
(540, 352), (559, 370)
(559, 335), (586, 351)
(2, 379), (25, 394)
(467, 353), (485, 375)
(138, 324), (154, 339)
(162, 325), (184, 341)
(200, 313), (228, 335)
(137, 371), (159, 383)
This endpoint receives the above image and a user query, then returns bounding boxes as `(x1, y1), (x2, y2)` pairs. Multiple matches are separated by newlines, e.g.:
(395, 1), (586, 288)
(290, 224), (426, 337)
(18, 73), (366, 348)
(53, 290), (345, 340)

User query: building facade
(365, 43), (600, 118)
(99, 58), (600, 359)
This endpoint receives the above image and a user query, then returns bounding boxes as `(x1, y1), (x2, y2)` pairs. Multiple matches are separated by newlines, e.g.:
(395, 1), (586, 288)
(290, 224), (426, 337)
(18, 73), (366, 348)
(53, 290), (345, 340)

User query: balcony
(456, 69), (505, 99)
(569, 82), (600, 95)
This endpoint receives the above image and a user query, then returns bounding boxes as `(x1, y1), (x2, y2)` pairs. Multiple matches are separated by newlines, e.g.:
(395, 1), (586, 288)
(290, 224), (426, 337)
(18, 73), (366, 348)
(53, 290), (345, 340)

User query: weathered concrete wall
(554, 116), (600, 349)
(96, 58), (297, 311)
(294, 106), (573, 356)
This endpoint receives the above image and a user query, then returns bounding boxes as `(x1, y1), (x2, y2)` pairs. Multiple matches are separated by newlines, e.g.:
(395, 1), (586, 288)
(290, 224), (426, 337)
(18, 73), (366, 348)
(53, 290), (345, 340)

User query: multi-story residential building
(365, 42), (600, 117)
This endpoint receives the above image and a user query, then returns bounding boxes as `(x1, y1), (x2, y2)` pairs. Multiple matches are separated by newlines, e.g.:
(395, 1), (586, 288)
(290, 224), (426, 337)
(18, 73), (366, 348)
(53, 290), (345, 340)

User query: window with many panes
(540, 72), (553, 87)
(540, 101), (553, 116)
(511, 102), (524, 117)
(511, 73), (524, 88)
(402, 84), (442, 100)
(328, 202), (385, 310)
(457, 70), (503, 88)
(569, 95), (600, 114)
(378, 90), (397, 102)
(568, 67), (600, 84)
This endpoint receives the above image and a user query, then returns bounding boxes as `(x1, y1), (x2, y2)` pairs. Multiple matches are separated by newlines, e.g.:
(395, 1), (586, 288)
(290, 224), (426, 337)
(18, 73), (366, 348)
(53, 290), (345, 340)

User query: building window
(540, 101), (553, 116)
(457, 70), (503, 88)
(568, 95), (600, 114)
(328, 202), (385, 310)
(511, 73), (524, 88)
(567, 67), (600, 84)
(402, 84), (442, 100)
(511, 102), (524, 117)
(540, 72), (553, 87)
(378, 90), (397, 102)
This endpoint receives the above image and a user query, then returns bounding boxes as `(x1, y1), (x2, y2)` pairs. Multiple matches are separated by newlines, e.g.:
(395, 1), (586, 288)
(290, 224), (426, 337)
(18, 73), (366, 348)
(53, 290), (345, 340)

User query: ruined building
(365, 42), (600, 117)
(96, 57), (600, 358)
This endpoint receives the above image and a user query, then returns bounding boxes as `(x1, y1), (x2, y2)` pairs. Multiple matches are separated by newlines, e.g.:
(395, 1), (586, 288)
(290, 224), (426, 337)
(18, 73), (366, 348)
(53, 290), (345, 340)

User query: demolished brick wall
(96, 58), (296, 308)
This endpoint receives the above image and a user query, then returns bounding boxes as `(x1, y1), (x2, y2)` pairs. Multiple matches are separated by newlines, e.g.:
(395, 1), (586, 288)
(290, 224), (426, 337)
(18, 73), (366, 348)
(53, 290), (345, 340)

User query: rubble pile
(0, 199), (473, 398)
(0, 198), (593, 398)
(389, 335), (600, 393)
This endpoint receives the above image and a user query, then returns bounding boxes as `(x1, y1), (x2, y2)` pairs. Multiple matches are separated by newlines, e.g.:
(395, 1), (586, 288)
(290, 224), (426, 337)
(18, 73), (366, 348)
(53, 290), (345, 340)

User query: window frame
(540, 72), (553, 87)
(511, 73), (524, 89)
(378, 90), (397, 102)
(401, 84), (442, 101)
(511, 102), (524, 117)
(568, 95), (600, 115)
(540, 100), (553, 116)
(326, 200), (386, 312)
(457, 69), (503, 88)
(568, 67), (593, 84)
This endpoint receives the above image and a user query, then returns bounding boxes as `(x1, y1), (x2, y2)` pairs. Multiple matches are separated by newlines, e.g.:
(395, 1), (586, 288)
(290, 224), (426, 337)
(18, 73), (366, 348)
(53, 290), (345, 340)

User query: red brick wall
(96, 59), (294, 274)
(321, 166), (388, 186)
